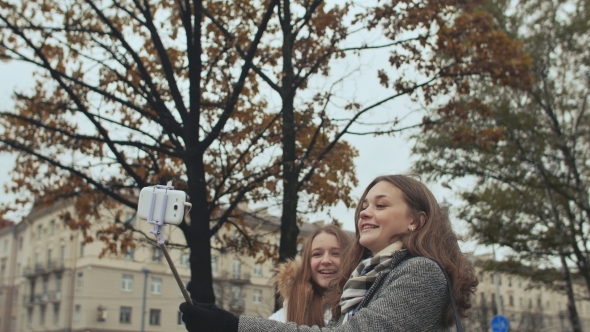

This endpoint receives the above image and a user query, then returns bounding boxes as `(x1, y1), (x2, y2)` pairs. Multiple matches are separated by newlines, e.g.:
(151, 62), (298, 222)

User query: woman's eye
(312, 253), (322, 257)
(332, 252), (340, 257)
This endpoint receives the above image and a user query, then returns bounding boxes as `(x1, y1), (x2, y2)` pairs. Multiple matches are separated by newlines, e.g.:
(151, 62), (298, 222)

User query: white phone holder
(137, 181), (193, 304)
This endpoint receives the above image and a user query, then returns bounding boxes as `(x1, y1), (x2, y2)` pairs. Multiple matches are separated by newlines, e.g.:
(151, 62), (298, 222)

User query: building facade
(466, 254), (590, 332)
(0, 200), (321, 332)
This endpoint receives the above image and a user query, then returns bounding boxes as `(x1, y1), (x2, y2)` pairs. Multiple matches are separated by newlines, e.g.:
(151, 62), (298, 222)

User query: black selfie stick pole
(160, 243), (193, 304)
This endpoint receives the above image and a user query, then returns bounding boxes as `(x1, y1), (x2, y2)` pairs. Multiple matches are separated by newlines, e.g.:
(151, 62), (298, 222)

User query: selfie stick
(147, 182), (193, 304)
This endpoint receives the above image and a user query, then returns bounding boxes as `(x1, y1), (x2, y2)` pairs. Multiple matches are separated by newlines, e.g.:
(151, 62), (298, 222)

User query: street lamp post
(141, 268), (150, 332)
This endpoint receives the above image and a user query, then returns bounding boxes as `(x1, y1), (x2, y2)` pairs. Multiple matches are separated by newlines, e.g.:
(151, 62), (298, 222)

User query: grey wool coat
(238, 250), (452, 332)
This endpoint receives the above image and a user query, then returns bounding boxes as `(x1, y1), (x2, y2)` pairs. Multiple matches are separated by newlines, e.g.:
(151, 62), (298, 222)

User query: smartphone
(137, 186), (188, 225)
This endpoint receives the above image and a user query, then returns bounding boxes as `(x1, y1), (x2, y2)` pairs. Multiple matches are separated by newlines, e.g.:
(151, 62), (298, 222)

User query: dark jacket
(238, 250), (451, 332)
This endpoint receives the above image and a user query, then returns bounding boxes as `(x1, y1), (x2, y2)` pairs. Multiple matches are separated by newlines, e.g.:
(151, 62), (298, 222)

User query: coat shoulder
(271, 259), (302, 300)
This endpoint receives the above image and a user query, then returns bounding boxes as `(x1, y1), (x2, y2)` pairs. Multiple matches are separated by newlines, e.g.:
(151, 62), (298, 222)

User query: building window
(152, 247), (163, 263)
(27, 307), (33, 325)
(509, 295), (514, 307)
(56, 275), (62, 292)
(74, 305), (81, 321)
(253, 264), (262, 277)
(49, 220), (55, 235)
(42, 277), (48, 294)
(231, 285), (242, 301)
(53, 304), (60, 323)
(180, 253), (190, 266)
(231, 285), (243, 310)
(149, 309), (161, 325)
(19, 237), (23, 250)
(213, 283), (222, 307)
(253, 289), (262, 303)
(177, 311), (184, 325)
(123, 247), (134, 260)
(121, 274), (133, 291)
(60, 245), (66, 264)
(119, 306), (132, 324)
(150, 277), (162, 294)
(508, 277), (512, 287)
(211, 256), (218, 277)
(16, 263), (20, 276)
(37, 225), (43, 239)
(47, 249), (53, 266)
(76, 272), (83, 289)
(14, 290), (18, 305)
(98, 306), (107, 321)
(40, 305), (46, 324)
(232, 258), (241, 279)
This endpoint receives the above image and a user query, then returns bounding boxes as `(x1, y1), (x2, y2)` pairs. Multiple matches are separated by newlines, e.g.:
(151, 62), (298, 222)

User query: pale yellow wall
(472, 262), (590, 331)
(1, 200), (306, 332)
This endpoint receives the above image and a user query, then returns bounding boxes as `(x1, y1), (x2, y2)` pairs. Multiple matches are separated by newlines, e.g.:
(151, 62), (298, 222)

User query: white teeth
(362, 225), (378, 230)
(319, 271), (336, 274)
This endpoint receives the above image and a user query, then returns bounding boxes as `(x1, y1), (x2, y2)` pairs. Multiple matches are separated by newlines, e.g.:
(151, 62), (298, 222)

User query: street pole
(492, 245), (503, 316)
(141, 268), (150, 332)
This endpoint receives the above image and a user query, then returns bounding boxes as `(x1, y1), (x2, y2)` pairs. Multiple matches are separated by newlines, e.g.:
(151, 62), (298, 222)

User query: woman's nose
(359, 207), (372, 220)
(320, 254), (332, 265)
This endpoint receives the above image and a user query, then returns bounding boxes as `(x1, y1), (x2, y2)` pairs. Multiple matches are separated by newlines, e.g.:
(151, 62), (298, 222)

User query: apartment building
(467, 254), (590, 332)
(0, 199), (321, 332)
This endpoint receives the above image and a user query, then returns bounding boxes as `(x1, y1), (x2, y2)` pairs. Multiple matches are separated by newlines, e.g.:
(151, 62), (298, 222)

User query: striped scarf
(339, 242), (403, 322)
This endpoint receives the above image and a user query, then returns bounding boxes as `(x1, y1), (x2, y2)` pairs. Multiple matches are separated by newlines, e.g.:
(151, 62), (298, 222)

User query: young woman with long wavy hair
(268, 225), (352, 326)
(180, 174), (479, 331)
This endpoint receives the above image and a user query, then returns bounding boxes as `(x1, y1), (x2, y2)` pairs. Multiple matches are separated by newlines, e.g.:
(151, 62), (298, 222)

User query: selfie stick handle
(160, 242), (193, 304)
(148, 182), (193, 305)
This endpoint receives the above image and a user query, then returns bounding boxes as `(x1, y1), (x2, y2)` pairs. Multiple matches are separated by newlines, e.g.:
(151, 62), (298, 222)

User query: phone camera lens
(174, 204), (178, 210)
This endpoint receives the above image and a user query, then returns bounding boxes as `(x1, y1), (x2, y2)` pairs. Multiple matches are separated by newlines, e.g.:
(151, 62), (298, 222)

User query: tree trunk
(184, 155), (215, 303)
(560, 253), (583, 332)
(278, 0), (299, 264)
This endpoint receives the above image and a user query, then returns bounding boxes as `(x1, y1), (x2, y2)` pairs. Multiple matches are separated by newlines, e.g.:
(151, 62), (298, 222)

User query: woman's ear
(411, 212), (426, 230)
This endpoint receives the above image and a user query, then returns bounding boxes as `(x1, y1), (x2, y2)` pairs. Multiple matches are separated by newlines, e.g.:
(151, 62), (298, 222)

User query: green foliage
(412, 0), (590, 307)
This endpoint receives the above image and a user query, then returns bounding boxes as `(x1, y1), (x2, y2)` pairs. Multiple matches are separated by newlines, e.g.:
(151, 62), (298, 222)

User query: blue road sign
(491, 315), (509, 332)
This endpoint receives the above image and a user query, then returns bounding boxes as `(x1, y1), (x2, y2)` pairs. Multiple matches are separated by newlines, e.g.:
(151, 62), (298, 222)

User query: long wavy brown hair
(284, 224), (352, 327)
(327, 174), (478, 327)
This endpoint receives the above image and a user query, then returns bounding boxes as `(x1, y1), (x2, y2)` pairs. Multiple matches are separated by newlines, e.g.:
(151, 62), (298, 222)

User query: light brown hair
(284, 224), (352, 326)
(328, 174), (478, 326)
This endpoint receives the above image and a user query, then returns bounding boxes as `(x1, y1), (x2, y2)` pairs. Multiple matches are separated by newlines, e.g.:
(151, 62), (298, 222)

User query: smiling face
(309, 232), (342, 289)
(358, 181), (416, 255)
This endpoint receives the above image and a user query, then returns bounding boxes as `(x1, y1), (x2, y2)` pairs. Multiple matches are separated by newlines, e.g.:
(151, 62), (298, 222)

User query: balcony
(23, 262), (65, 278)
(47, 291), (62, 302)
(231, 273), (250, 284)
(214, 271), (251, 284)
(22, 292), (61, 306)
(229, 299), (245, 313)
(46, 260), (65, 273)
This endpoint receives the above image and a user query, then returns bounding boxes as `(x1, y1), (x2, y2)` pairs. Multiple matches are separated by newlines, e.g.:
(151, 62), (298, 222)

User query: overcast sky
(0, 11), (483, 254)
